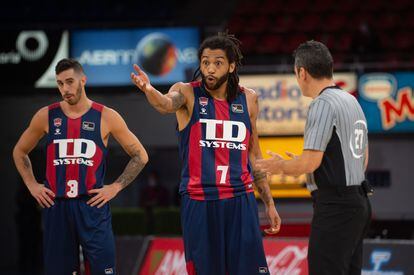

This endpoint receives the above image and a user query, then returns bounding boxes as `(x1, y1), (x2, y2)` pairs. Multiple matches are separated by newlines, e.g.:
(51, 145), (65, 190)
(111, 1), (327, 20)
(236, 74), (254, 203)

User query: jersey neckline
(58, 101), (95, 120)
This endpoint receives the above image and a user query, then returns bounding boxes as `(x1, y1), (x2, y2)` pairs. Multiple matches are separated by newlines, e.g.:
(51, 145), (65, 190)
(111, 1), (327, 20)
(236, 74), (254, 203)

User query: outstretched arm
(256, 149), (323, 176)
(87, 108), (148, 208)
(131, 64), (187, 114)
(13, 107), (55, 208)
(247, 90), (281, 235)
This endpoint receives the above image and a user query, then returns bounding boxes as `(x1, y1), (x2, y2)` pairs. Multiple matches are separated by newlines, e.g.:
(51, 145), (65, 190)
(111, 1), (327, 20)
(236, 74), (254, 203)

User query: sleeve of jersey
(303, 99), (335, 152)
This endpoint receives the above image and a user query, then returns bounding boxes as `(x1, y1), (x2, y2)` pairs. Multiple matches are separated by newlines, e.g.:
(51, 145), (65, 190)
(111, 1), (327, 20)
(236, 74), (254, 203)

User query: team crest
(82, 121), (95, 131)
(199, 97), (208, 106)
(231, 104), (244, 113)
(53, 118), (62, 127)
(199, 97), (209, 115)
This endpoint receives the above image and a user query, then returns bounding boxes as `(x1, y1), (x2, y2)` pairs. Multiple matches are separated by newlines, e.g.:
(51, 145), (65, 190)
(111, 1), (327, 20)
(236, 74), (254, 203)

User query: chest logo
(199, 97), (208, 106)
(53, 118), (62, 127)
(82, 121), (95, 131)
(231, 104), (244, 113)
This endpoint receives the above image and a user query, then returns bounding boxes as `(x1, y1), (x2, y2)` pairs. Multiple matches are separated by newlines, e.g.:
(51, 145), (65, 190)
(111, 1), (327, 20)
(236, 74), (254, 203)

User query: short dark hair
(293, 40), (333, 79)
(55, 58), (84, 75)
(194, 31), (243, 102)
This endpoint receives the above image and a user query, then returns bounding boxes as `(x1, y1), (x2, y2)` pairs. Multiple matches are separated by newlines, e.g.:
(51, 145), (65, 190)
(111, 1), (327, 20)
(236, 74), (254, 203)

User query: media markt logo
(362, 250), (404, 275)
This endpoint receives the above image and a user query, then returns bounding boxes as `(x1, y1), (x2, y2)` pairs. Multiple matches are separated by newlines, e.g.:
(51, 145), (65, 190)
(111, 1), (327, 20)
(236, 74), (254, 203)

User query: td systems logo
(199, 119), (247, 151)
(53, 138), (96, 166)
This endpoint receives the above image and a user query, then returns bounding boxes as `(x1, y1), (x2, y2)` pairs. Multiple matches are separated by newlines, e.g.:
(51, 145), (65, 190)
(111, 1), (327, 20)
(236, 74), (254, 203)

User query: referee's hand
(256, 151), (284, 175)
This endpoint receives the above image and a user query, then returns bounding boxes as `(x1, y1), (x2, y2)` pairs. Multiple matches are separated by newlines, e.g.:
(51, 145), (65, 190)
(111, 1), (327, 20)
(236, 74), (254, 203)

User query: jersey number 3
(66, 180), (79, 198)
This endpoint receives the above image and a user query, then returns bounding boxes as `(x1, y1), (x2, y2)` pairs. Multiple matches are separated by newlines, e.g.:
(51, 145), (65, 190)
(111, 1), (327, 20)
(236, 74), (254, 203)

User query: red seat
(239, 34), (258, 54)
(269, 15), (294, 33)
(310, 0), (335, 13)
(227, 17), (244, 34)
(245, 15), (270, 34)
(336, 33), (353, 52)
(322, 13), (347, 32)
(295, 13), (321, 33)
(373, 13), (400, 31)
(257, 34), (283, 54)
(280, 34), (308, 54)
(393, 31), (414, 51)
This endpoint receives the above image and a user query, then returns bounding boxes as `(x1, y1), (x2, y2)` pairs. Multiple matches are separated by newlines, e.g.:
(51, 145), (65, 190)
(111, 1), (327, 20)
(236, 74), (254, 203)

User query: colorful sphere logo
(136, 33), (177, 76)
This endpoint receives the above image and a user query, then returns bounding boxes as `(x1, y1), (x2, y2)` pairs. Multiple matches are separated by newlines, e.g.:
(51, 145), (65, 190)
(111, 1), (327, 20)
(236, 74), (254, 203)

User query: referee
(257, 40), (372, 275)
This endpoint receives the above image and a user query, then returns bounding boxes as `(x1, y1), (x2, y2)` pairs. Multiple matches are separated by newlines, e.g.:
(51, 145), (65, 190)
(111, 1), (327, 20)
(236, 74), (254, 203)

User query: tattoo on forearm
(253, 170), (273, 206)
(116, 144), (146, 189)
(22, 156), (32, 170)
(171, 92), (185, 110)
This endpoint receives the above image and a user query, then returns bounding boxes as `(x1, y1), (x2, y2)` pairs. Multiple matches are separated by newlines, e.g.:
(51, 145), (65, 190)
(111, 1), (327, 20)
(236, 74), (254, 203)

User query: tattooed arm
(131, 64), (189, 114)
(114, 142), (147, 190)
(246, 88), (281, 234)
(13, 107), (56, 208)
(87, 107), (148, 208)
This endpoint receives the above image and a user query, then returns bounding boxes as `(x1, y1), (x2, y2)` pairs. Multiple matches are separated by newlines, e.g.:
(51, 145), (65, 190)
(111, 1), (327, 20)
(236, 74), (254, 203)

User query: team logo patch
(104, 268), (114, 274)
(54, 128), (61, 135)
(199, 97), (208, 106)
(82, 121), (95, 131)
(259, 267), (268, 273)
(231, 104), (244, 113)
(54, 118), (62, 127)
(200, 107), (208, 115)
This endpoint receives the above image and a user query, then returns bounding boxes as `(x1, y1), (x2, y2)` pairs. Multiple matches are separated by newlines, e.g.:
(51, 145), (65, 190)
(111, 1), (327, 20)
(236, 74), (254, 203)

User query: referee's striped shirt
(304, 86), (368, 192)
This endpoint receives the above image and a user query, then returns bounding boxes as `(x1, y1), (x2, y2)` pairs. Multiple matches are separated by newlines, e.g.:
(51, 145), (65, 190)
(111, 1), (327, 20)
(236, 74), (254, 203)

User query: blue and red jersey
(178, 81), (254, 201)
(45, 102), (107, 198)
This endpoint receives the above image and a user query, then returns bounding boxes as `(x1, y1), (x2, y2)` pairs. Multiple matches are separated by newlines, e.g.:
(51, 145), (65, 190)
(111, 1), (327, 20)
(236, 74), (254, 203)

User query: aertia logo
(199, 119), (247, 150)
(53, 138), (96, 166)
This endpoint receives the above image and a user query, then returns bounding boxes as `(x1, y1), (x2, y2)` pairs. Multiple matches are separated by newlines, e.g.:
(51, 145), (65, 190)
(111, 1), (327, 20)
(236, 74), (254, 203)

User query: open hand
(256, 150), (284, 174)
(28, 182), (55, 208)
(131, 64), (153, 93)
(87, 184), (121, 208)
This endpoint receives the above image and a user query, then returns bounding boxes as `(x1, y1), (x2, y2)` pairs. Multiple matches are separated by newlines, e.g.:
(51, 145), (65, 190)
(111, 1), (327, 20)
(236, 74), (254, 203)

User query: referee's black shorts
(308, 185), (371, 275)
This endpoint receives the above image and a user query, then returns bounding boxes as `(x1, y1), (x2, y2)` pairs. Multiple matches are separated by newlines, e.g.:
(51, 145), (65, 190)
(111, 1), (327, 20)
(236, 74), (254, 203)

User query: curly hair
(193, 31), (243, 102)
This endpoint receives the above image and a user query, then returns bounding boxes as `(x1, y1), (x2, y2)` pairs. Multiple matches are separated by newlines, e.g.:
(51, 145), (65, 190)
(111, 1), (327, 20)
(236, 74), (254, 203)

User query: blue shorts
(181, 192), (269, 275)
(42, 197), (116, 275)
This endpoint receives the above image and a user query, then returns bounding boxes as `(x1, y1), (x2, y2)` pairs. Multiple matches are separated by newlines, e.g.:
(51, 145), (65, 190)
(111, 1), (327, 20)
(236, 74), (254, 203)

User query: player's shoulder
(34, 106), (49, 120)
(239, 86), (258, 100)
(174, 81), (197, 94)
(101, 105), (121, 120)
(28, 106), (49, 130)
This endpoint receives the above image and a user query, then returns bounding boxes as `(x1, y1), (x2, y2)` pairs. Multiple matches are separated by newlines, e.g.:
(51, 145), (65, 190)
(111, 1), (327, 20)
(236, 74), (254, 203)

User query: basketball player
(13, 58), (148, 275)
(131, 32), (281, 275)
(257, 41), (371, 275)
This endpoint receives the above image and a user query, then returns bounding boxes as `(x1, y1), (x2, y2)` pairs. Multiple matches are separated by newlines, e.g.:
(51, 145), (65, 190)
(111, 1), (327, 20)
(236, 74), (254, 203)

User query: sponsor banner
(139, 238), (414, 275)
(358, 72), (414, 133)
(0, 30), (69, 88)
(259, 137), (310, 198)
(139, 238), (309, 275)
(71, 27), (199, 86)
(362, 240), (414, 274)
(240, 73), (357, 136)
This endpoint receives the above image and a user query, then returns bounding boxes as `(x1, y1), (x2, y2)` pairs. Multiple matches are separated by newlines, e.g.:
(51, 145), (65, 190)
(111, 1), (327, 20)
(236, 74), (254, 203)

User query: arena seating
(227, 0), (414, 65)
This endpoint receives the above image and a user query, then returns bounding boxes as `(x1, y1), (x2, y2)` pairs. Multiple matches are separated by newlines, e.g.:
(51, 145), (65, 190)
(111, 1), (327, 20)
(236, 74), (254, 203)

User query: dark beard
(201, 72), (229, 91)
(64, 82), (82, 105)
